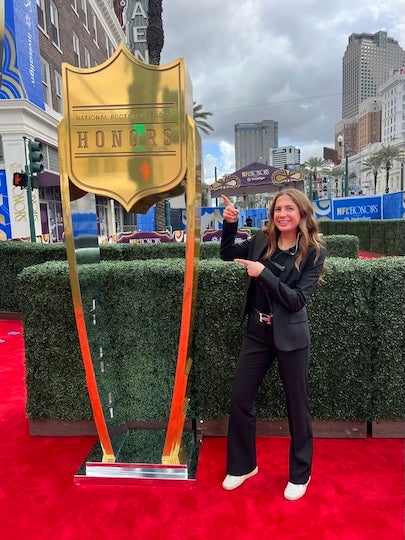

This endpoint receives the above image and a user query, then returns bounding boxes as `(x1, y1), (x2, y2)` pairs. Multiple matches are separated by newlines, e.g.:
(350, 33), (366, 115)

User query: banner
(312, 199), (333, 221)
(383, 191), (405, 219)
(0, 169), (11, 240)
(332, 196), (382, 220)
(0, 0), (43, 107)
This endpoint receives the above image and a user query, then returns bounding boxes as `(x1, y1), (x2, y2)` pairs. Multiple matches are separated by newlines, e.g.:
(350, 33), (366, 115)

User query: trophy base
(74, 428), (200, 487)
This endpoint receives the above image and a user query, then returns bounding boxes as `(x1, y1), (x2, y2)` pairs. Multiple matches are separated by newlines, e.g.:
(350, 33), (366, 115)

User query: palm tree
(375, 144), (401, 193)
(362, 153), (384, 195)
(193, 102), (214, 135)
(146, 0), (164, 65)
(146, 0), (166, 230)
(302, 157), (328, 199)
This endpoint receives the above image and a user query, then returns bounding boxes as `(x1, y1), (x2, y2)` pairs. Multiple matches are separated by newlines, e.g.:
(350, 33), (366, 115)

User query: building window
(41, 58), (51, 106)
(37, 0), (46, 31)
(73, 33), (80, 67)
(39, 187), (64, 243)
(92, 12), (98, 46)
(81, 0), (88, 29)
(50, 2), (60, 48)
(47, 145), (59, 172)
(55, 71), (63, 114)
(96, 197), (109, 236)
(84, 48), (91, 68)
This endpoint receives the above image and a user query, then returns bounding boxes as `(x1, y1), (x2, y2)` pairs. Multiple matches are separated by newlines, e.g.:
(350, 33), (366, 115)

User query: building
(342, 31), (405, 119)
(234, 120), (278, 170)
(379, 67), (405, 143)
(336, 31), (405, 157)
(357, 97), (381, 150)
(269, 146), (300, 169)
(0, 0), (126, 241)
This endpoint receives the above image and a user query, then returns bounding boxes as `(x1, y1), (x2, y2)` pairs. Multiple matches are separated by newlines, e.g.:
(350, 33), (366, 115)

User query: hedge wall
(0, 235), (357, 313)
(16, 256), (405, 425)
(318, 219), (405, 255)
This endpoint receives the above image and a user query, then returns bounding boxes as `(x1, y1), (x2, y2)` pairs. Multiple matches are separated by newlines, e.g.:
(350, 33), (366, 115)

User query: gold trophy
(58, 44), (201, 484)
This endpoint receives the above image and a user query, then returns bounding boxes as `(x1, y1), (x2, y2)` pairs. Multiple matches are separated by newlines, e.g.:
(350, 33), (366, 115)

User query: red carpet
(0, 320), (403, 540)
(358, 252), (384, 259)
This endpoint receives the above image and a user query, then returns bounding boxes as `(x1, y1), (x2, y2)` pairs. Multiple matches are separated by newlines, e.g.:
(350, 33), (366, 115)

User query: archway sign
(58, 43), (201, 485)
(209, 162), (305, 198)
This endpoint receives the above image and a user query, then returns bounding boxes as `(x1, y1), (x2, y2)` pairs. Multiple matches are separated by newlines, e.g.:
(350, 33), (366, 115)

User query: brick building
(0, 0), (125, 241)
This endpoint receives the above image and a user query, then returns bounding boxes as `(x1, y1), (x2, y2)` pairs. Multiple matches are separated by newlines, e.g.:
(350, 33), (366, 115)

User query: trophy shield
(58, 44), (201, 484)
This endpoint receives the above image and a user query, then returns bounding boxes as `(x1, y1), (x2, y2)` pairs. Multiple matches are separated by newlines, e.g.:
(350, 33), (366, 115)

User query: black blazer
(220, 221), (327, 351)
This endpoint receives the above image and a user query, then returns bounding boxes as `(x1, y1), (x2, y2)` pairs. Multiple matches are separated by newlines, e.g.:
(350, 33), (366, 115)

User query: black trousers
(226, 316), (313, 484)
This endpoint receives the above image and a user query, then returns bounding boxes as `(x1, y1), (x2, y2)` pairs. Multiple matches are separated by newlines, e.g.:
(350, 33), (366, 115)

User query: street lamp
(337, 135), (349, 197)
(401, 161), (404, 192)
(385, 160), (391, 194)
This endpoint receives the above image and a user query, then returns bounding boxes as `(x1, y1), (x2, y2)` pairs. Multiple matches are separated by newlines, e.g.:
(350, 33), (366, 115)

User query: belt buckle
(259, 312), (272, 325)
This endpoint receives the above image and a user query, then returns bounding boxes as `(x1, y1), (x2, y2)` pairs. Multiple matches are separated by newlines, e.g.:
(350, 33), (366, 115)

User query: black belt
(252, 309), (273, 325)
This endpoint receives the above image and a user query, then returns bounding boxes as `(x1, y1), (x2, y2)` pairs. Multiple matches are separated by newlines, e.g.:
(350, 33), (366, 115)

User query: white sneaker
(284, 477), (311, 501)
(222, 466), (258, 490)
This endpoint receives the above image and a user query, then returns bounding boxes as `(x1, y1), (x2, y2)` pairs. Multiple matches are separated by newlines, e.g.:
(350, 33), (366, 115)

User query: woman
(220, 188), (326, 500)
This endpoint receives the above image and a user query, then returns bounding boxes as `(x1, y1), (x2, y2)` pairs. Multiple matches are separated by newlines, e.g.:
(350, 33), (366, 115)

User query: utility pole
(22, 137), (44, 242)
(344, 143), (349, 198)
(23, 137), (36, 242)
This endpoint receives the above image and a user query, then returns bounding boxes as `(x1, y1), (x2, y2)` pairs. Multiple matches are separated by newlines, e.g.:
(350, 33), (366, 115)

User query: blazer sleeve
(220, 221), (251, 260)
(256, 245), (327, 313)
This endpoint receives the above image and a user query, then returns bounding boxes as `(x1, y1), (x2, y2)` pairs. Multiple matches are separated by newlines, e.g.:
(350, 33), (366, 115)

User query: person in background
(245, 216), (253, 227)
(220, 188), (326, 500)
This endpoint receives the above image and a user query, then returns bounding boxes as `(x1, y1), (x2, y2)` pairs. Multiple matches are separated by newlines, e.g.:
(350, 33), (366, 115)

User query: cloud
(203, 140), (235, 183)
(161, 0), (405, 177)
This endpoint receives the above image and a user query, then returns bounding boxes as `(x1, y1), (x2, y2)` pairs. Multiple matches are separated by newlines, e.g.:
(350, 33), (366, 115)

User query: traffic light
(28, 139), (44, 174)
(13, 172), (28, 188)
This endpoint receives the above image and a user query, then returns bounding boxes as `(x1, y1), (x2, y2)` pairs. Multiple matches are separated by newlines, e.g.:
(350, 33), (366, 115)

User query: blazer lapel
(252, 231), (268, 261)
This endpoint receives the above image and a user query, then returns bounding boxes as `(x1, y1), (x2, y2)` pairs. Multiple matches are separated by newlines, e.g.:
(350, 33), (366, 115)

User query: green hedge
(0, 235), (357, 312)
(321, 235), (359, 258)
(0, 242), (66, 311)
(16, 256), (405, 423)
(319, 219), (405, 255)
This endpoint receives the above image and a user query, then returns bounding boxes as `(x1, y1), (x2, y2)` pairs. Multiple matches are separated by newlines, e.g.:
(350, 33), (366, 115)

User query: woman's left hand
(234, 258), (265, 277)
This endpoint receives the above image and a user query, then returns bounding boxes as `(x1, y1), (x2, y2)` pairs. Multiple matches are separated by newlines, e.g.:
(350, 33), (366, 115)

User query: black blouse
(249, 247), (293, 314)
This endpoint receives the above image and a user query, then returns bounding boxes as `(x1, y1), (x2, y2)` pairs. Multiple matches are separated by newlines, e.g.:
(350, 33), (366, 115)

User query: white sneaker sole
(284, 477), (311, 501)
(222, 466), (259, 490)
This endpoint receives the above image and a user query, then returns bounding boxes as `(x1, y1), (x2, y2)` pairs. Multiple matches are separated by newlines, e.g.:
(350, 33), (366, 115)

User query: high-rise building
(234, 120), (278, 170)
(336, 31), (405, 156)
(342, 31), (405, 119)
(269, 146), (300, 169)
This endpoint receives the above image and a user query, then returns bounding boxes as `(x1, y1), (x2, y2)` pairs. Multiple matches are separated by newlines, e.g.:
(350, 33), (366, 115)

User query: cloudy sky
(160, 0), (405, 183)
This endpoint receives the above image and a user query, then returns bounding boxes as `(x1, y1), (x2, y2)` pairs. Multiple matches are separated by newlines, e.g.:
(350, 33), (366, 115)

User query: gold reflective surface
(59, 46), (201, 473)
(61, 43), (192, 213)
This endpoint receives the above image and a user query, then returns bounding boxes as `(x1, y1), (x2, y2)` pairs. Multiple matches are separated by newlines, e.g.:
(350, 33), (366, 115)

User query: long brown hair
(262, 188), (325, 271)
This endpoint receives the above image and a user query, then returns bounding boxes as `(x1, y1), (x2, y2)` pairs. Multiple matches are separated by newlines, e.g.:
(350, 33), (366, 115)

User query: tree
(362, 153), (384, 195)
(146, 0), (166, 230)
(193, 102), (214, 135)
(146, 0), (164, 65)
(375, 144), (401, 193)
(302, 157), (329, 199)
(146, 3), (213, 229)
